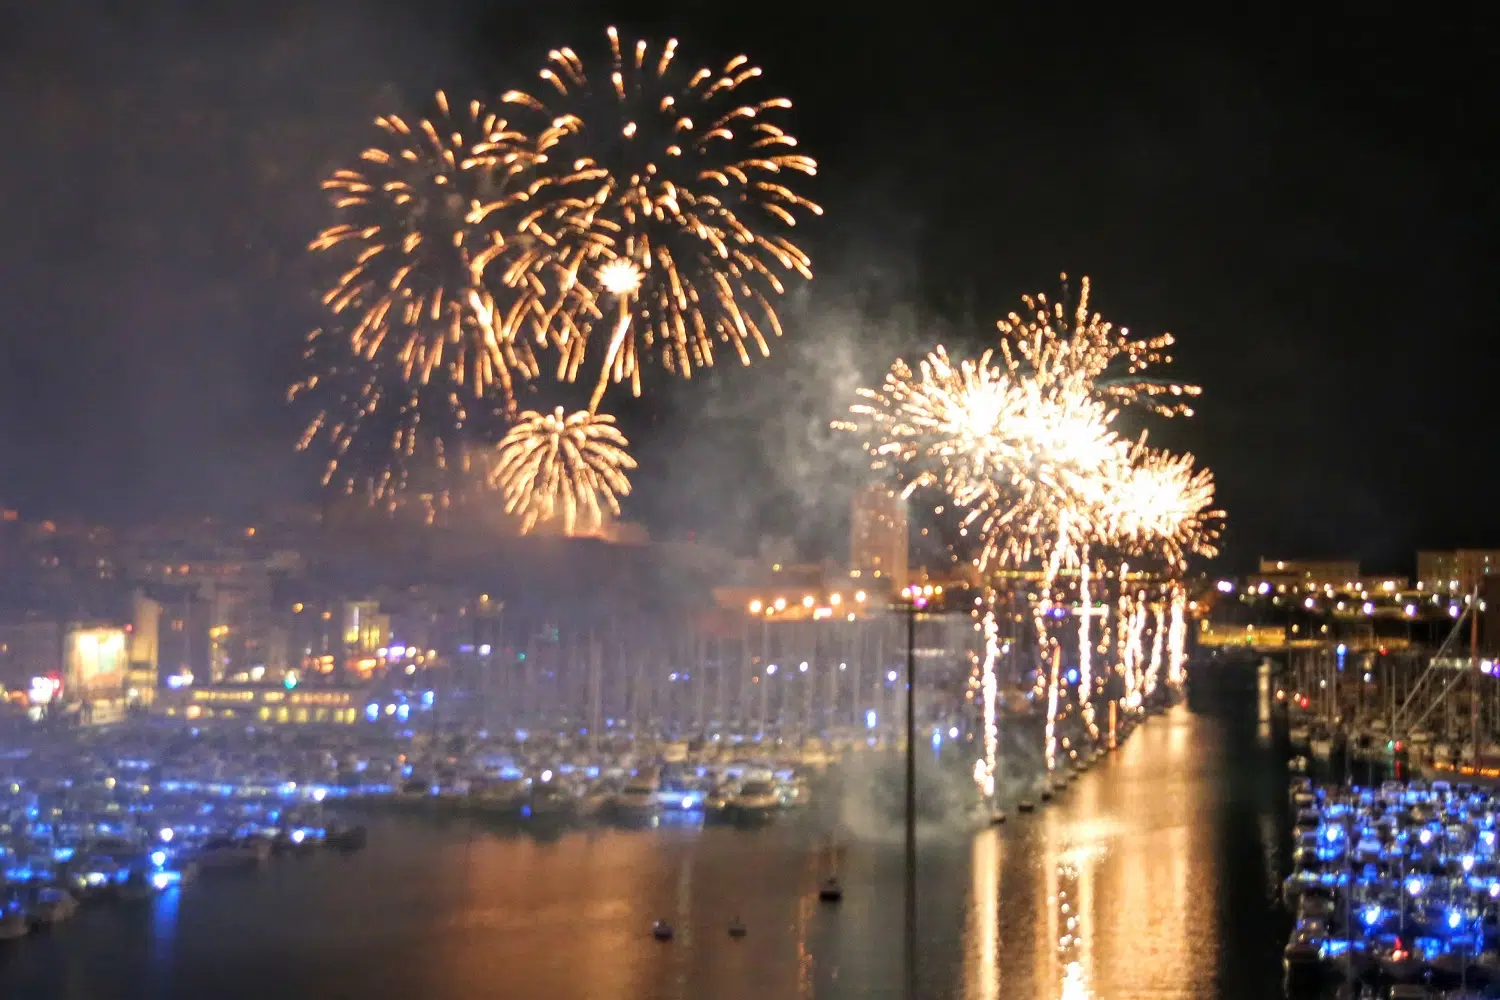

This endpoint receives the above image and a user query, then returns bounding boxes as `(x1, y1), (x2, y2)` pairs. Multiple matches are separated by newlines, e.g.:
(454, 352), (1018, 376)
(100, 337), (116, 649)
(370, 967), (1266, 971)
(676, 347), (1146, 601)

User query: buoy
(818, 877), (843, 903)
(728, 918), (747, 938)
(652, 920), (673, 941)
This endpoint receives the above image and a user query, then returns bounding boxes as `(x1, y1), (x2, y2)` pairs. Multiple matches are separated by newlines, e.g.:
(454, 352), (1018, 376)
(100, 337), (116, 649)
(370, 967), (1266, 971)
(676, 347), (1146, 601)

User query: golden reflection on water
(966, 828), (1001, 1000)
(7, 707), (1260, 1000)
(993, 707), (1218, 1000)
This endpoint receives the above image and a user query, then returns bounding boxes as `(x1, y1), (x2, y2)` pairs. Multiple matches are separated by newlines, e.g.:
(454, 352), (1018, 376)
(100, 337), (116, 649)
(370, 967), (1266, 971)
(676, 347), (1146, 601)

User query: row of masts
(1287, 590), (1499, 753)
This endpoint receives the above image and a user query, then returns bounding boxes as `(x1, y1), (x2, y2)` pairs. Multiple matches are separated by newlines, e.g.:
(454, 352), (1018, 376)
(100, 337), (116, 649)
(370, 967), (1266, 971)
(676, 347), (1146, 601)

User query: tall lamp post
(899, 584), (930, 1000)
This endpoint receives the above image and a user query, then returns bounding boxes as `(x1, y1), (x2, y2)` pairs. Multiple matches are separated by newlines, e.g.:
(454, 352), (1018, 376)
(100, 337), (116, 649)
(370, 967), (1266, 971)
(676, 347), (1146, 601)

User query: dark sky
(0, 2), (1495, 571)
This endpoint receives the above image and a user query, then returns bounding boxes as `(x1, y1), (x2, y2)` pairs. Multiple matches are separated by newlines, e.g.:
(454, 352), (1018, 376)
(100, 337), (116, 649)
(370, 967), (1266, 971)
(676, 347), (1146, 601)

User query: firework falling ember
(290, 331), (497, 508)
(973, 608), (1001, 799)
(1167, 585), (1189, 687)
(498, 27), (821, 404)
(490, 406), (637, 535)
(310, 91), (541, 410)
(997, 274), (1201, 418)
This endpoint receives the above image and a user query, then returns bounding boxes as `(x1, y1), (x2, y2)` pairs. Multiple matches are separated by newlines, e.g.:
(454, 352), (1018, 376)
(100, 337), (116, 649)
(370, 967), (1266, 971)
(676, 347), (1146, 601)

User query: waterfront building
(1417, 549), (1500, 596)
(162, 684), (362, 725)
(850, 485), (908, 596)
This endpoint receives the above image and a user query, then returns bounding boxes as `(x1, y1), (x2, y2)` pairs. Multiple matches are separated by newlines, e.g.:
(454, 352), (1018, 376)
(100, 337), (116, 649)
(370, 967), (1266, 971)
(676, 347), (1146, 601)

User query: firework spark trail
(1130, 597), (1149, 705)
(489, 406), (637, 535)
(997, 274), (1200, 418)
(1116, 576), (1136, 709)
(1167, 584), (1188, 688)
(1077, 547), (1098, 738)
(1145, 601), (1166, 697)
(974, 607), (1000, 799)
(1039, 512), (1073, 773)
(498, 27), (821, 403)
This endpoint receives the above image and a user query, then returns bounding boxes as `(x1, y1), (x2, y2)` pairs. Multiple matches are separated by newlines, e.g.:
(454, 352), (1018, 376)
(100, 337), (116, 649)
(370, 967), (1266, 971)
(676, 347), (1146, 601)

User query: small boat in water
(1017, 799), (1036, 813)
(0, 901), (29, 941)
(818, 877), (843, 903)
(731, 779), (781, 822)
(325, 823), (368, 851)
(615, 771), (662, 822)
(117, 869), (156, 902)
(195, 836), (270, 870)
(29, 887), (79, 927)
(651, 920), (674, 941)
(728, 917), (747, 938)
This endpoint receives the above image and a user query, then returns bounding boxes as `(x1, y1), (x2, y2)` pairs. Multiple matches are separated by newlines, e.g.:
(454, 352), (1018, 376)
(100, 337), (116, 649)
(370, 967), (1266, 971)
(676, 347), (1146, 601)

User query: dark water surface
(1, 690), (1290, 999)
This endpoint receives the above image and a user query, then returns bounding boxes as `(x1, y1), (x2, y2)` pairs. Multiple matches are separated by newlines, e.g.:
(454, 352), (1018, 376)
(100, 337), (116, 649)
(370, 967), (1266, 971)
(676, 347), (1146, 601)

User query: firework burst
(490, 406), (637, 534)
(309, 91), (541, 410)
(840, 348), (1126, 571)
(998, 275), (1200, 418)
(496, 27), (821, 407)
(1102, 443), (1223, 569)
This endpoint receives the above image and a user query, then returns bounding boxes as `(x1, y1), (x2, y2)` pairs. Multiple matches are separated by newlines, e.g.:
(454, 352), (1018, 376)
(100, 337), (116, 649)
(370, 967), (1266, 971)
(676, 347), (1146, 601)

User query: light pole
(899, 585), (928, 1000)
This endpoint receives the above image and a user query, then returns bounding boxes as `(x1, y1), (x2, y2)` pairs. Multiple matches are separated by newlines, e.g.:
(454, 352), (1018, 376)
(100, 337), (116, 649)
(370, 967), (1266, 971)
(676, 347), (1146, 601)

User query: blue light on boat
(1449, 910), (1463, 930)
(1363, 905), (1381, 926)
(150, 851), (167, 868)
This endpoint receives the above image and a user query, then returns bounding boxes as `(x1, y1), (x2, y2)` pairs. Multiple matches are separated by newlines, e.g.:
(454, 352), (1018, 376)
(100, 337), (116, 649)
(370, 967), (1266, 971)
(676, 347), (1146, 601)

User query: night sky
(1, 2), (1495, 571)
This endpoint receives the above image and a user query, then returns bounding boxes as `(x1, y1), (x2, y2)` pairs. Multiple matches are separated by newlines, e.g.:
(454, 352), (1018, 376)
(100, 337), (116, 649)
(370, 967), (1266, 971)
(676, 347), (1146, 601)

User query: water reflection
(2, 700), (1288, 1000)
(966, 829), (1000, 1000)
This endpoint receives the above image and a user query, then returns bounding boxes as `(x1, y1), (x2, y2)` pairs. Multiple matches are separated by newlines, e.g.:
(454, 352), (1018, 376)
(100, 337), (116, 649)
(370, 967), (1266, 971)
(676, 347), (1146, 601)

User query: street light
(897, 584), (928, 1000)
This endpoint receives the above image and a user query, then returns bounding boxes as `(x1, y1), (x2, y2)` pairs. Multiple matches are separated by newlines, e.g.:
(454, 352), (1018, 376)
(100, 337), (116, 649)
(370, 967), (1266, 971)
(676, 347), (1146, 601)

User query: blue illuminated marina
(1285, 776), (1500, 993)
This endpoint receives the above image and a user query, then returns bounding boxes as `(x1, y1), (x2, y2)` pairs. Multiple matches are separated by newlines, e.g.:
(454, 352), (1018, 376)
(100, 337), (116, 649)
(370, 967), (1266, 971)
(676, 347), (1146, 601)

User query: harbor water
(1, 672), (1292, 999)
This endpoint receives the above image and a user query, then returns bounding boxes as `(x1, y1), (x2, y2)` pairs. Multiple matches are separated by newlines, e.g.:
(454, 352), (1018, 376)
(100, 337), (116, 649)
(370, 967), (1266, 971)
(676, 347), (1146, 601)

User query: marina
(1282, 774), (1500, 997)
(0, 685), (1290, 1000)
(0, 717), (857, 936)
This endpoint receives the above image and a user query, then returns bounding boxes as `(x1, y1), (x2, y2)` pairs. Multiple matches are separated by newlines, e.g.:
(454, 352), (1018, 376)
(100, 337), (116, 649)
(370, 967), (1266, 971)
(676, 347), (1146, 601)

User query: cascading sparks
(1167, 584), (1188, 688)
(1077, 546), (1098, 739)
(1145, 600), (1165, 697)
(1126, 593), (1147, 709)
(974, 607), (1000, 798)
